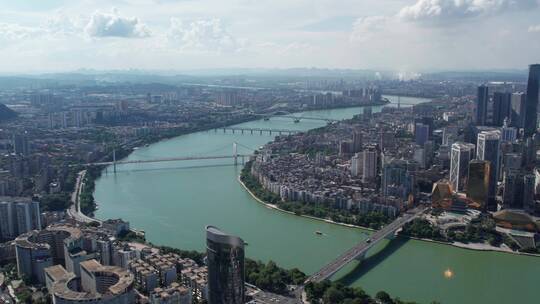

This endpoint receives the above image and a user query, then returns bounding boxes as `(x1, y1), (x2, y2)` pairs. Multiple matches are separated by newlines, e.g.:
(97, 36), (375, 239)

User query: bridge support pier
(385, 230), (398, 240)
(354, 252), (366, 262)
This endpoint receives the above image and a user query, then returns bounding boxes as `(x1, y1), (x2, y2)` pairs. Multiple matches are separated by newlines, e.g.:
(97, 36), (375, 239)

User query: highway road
(67, 170), (101, 224)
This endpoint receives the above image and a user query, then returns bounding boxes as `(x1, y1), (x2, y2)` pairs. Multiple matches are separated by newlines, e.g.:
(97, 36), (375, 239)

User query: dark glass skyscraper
(510, 92), (526, 128)
(476, 131), (500, 211)
(206, 225), (245, 304)
(524, 64), (540, 137)
(492, 92), (511, 127)
(476, 85), (489, 126)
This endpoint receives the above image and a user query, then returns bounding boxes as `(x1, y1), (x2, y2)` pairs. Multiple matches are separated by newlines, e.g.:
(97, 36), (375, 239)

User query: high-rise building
(350, 152), (363, 177)
(450, 142), (476, 192)
(477, 131), (501, 209)
(524, 64), (540, 137)
(467, 160), (490, 210)
(0, 200), (41, 240)
(523, 137), (537, 169)
(501, 119), (517, 142)
(0, 201), (15, 240)
(414, 123), (430, 146)
(216, 91), (241, 106)
(493, 92), (512, 127)
(510, 92), (526, 128)
(503, 153), (522, 175)
(362, 149), (378, 182)
(442, 126), (459, 146)
(382, 159), (416, 200)
(523, 174), (536, 213)
(206, 226), (244, 304)
(15, 201), (41, 235)
(413, 146), (426, 169)
(352, 131), (363, 153)
(379, 131), (395, 150)
(12, 133), (30, 156)
(424, 141), (435, 168)
(503, 170), (524, 209)
(476, 85), (489, 126)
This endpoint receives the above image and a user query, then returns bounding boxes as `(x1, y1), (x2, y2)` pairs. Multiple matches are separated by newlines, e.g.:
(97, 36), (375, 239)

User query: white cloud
(398, 0), (538, 23)
(277, 42), (317, 55)
(350, 16), (388, 42)
(529, 24), (540, 32)
(167, 18), (243, 52)
(0, 0), (539, 71)
(85, 8), (150, 38)
(0, 23), (44, 42)
(43, 12), (85, 36)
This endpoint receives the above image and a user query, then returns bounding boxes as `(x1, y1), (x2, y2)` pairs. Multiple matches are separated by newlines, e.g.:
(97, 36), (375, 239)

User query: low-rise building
(45, 259), (135, 304)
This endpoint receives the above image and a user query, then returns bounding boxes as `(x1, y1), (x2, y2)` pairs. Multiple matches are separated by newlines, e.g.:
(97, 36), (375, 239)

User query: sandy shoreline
(237, 176), (540, 258)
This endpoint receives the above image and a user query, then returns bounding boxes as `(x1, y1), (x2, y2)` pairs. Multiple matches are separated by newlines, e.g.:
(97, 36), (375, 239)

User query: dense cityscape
(0, 65), (538, 304)
(1, 1), (540, 304)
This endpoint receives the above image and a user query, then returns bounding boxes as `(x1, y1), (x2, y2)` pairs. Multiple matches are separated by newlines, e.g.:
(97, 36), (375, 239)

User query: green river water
(94, 96), (539, 304)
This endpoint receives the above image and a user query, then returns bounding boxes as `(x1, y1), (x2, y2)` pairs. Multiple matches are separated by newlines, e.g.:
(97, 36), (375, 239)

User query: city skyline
(1, 1), (540, 303)
(0, 0), (540, 73)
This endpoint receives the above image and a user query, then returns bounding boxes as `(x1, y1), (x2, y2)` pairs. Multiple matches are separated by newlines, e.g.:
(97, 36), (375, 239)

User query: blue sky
(0, 0), (539, 73)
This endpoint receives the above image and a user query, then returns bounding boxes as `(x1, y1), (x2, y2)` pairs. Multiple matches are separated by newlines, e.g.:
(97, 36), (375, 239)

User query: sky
(0, 0), (539, 73)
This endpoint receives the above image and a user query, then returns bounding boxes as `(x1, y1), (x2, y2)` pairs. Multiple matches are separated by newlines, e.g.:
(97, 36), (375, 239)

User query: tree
(376, 291), (394, 304)
(323, 286), (345, 304)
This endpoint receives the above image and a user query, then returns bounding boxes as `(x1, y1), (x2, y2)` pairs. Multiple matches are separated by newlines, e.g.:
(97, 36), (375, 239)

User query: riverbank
(237, 175), (375, 232)
(110, 101), (392, 164)
(239, 172), (540, 258)
(408, 235), (540, 258)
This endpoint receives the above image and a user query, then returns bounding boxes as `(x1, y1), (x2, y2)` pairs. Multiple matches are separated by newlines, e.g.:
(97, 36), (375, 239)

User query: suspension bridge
(81, 142), (257, 173)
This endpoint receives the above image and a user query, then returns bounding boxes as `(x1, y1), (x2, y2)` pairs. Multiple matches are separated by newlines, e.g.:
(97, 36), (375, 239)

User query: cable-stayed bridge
(80, 142), (257, 172)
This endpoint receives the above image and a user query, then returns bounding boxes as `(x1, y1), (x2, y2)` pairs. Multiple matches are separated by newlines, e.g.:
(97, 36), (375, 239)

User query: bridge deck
(84, 154), (254, 166)
(306, 206), (426, 283)
(221, 127), (300, 133)
(250, 113), (339, 122)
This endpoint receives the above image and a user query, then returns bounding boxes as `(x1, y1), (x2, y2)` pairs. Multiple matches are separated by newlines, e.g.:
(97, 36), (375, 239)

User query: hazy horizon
(0, 0), (539, 73)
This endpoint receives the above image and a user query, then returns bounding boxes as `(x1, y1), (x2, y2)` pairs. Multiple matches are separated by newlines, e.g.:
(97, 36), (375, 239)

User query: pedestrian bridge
(305, 206), (427, 284)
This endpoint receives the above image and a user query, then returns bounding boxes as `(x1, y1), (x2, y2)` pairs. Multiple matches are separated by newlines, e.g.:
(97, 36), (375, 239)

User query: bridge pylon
(233, 142), (238, 166)
(113, 149), (117, 174)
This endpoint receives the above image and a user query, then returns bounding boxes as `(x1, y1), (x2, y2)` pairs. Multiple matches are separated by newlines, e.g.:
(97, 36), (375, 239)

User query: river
(94, 96), (539, 304)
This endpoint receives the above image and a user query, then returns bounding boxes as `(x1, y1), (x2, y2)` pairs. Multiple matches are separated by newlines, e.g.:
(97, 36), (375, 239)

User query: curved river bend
(95, 96), (539, 304)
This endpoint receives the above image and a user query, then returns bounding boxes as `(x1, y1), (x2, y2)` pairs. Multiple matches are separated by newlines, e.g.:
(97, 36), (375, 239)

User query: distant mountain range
(0, 68), (530, 89)
(0, 103), (17, 121)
